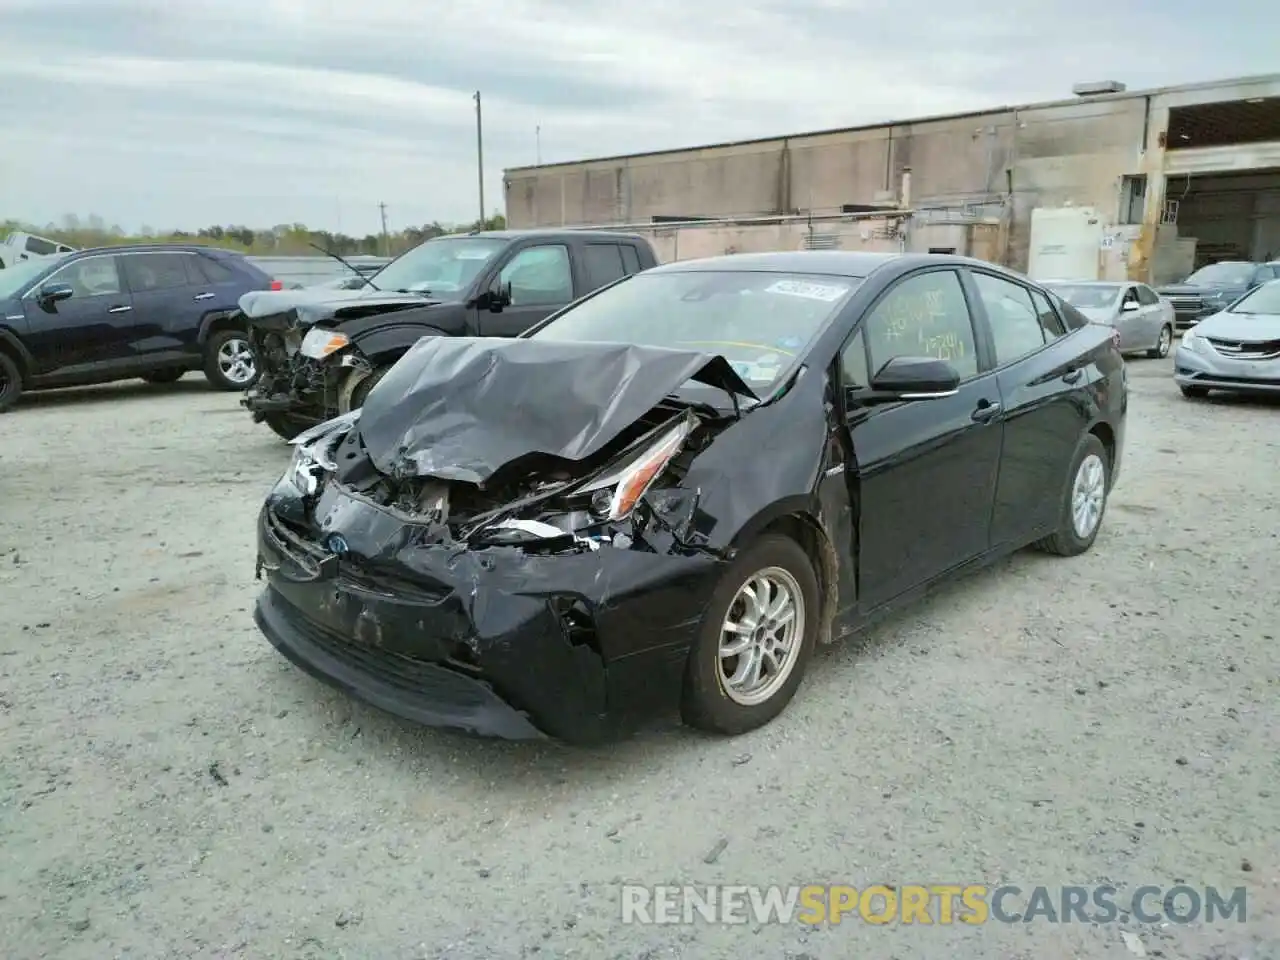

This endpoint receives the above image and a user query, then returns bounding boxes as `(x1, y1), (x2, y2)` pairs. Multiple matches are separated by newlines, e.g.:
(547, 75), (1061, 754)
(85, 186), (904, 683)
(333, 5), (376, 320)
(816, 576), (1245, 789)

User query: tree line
(1, 213), (508, 258)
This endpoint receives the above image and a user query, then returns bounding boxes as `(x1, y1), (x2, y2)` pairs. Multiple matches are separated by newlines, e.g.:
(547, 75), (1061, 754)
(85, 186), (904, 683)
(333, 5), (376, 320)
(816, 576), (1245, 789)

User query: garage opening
(1164, 167), (1280, 267)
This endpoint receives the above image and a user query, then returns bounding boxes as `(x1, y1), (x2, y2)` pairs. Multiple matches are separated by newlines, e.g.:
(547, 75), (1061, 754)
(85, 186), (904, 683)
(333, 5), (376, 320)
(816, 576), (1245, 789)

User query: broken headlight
(299, 327), (351, 360)
(286, 410), (360, 495)
(577, 414), (696, 522)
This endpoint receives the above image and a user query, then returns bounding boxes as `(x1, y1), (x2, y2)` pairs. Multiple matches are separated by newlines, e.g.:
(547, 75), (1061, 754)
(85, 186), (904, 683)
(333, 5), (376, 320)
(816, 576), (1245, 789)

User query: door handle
(108, 305), (132, 314)
(1062, 368), (1083, 384)
(971, 400), (1002, 422)
(193, 292), (215, 301)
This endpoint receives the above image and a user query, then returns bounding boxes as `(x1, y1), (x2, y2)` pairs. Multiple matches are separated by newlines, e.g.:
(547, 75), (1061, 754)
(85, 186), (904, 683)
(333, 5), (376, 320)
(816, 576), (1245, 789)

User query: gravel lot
(1, 358), (1278, 960)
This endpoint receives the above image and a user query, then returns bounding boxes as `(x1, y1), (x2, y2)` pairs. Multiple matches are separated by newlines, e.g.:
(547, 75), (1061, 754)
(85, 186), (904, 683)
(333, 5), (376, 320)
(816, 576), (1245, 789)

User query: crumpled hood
(356, 336), (759, 484)
(1185, 310), (1280, 340)
(238, 287), (440, 326)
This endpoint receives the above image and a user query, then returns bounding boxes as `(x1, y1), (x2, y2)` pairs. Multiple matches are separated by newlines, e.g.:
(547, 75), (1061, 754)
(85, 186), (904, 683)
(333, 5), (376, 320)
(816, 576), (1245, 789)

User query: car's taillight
(269, 279), (283, 291)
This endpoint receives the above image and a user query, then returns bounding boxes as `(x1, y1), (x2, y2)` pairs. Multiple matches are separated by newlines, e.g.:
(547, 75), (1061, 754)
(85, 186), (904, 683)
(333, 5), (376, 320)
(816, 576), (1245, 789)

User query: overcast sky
(0, 0), (1274, 236)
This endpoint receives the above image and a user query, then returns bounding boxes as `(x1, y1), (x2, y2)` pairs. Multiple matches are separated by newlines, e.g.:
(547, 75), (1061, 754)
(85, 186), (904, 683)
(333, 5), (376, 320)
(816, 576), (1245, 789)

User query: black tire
(263, 412), (315, 442)
(681, 534), (821, 736)
(0, 350), (23, 413)
(202, 328), (259, 391)
(339, 364), (391, 413)
(1147, 324), (1173, 359)
(141, 368), (185, 384)
(1179, 385), (1209, 399)
(1034, 433), (1110, 557)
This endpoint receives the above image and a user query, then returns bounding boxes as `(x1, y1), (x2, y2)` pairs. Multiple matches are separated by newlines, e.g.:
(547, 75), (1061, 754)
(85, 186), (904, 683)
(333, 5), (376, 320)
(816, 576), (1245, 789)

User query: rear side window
(1029, 288), (1067, 339)
(123, 253), (192, 292)
(972, 272), (1046, 364)
(620, 244), (642, 274)
(24, 236), (57, 255)
(194, 254), (237, 284)
(582, 243), (627, 290)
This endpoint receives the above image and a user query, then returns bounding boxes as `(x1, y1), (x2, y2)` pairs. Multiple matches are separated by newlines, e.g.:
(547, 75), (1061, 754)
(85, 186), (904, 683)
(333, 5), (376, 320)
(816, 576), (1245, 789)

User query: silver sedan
(1043, 281), (1175, 359)
(1174, 279), (1280, 399)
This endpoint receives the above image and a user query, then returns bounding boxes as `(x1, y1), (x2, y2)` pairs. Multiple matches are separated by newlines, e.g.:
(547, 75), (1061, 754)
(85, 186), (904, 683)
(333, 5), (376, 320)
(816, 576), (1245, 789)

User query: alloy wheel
(717, 567), (806, 706)
(1071, 453), (1106, 539)
(217, 337), (257, 387)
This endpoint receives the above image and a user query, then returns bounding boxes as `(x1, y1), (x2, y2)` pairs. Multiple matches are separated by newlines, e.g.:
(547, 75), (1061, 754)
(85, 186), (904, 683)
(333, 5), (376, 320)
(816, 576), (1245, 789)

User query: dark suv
(1156, 260), (1280, 330)
(0, 244), (279, 411)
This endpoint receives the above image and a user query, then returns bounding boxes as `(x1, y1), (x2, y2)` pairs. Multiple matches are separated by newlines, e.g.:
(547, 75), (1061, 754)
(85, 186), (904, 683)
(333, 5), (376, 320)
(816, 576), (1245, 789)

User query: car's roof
(646, 250), (1013, 279)
(71, 243), (242, 257)
(1043, 279), (1127, 286)
(441, 229), (649, 242)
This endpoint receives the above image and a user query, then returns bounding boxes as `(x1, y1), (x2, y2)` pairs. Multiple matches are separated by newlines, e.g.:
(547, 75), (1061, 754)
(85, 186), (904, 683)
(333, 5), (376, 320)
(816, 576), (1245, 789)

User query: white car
(1043, 280), (1175, 359)
(0, 232), (77, 269)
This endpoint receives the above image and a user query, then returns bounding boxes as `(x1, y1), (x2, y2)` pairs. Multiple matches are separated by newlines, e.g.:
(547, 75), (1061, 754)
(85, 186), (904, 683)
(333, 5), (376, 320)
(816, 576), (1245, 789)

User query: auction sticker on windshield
(765, 280), (850, 302)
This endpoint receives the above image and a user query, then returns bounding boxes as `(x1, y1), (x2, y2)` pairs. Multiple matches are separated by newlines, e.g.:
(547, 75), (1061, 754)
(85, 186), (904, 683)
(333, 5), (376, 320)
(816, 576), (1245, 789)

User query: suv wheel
(0, 351), (23, 413)
(203, 329), (258, 391)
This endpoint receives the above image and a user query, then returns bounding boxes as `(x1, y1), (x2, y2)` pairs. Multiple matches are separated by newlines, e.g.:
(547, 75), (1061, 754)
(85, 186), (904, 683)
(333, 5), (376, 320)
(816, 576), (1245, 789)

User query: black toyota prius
(253, 251), (1127, 744)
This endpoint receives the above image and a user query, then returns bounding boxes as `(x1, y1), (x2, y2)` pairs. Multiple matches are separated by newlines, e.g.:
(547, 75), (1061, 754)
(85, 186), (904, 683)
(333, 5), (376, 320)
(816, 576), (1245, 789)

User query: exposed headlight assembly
(299, 327), (351, 360)
(286, 411), (361, 495)
(579, 414), (697, 522)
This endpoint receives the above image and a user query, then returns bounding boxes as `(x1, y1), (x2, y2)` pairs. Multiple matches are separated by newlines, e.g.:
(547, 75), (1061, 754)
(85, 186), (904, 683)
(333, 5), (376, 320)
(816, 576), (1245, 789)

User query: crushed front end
(253, 402), (733, 744)
(242, 314), (346, 429)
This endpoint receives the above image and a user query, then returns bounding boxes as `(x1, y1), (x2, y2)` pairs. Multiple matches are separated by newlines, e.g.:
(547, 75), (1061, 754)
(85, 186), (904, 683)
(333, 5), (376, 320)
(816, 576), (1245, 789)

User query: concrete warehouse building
(502, 73), (1280, 284)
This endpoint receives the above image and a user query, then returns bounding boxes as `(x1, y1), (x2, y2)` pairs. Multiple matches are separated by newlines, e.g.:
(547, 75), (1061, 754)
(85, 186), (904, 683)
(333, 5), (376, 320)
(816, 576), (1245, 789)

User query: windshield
(368, 237), (507, 295)
(1044, 284), (1120, 310)
(1184, 262), (1255, 286)
(0, 258), (52, 299)
(1228, 280), (1280, 315)
(530, 270), (860, 392)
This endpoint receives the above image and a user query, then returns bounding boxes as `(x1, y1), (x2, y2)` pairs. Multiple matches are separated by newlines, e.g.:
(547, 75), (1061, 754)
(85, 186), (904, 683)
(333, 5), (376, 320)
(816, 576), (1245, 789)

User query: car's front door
(841, 267), (1004, 611)
(1134, 283), (1165, 346)
(120, 252), (205, 358)
(965, 269), (1086, 546)
(22, 254), (136, 374)
(478, 243), (575, 337)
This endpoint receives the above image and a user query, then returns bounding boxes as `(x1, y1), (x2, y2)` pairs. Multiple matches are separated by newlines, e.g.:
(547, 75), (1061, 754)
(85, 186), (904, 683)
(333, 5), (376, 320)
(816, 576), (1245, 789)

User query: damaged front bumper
(242, 320), (368, 426)
(254, 478), (724, 744)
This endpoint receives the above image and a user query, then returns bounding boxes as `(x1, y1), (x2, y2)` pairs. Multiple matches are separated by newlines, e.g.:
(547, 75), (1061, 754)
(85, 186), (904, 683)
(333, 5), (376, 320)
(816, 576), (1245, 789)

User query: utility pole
(474, 90), (485, 228)
(378, 202), (389, 256)
(536, 125), (541, 166)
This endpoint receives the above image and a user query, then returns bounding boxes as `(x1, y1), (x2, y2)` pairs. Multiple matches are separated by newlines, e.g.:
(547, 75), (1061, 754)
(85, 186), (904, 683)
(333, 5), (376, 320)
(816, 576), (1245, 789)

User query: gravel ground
(1, 359), (1278, 960)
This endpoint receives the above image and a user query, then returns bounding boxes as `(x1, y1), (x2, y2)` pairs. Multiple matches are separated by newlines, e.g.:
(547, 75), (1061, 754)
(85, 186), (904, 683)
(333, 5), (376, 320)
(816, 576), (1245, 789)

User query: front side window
(44, 257), (123, 298)
(123, 253), (191, 292)
(531, 269), (860, 392)
(370, 236), (508, 295)
(1135, 284), (1159, 306)
(499, 244), (573, 306)
(972, 272), (1046, 365)
(861, 270), (978, 379)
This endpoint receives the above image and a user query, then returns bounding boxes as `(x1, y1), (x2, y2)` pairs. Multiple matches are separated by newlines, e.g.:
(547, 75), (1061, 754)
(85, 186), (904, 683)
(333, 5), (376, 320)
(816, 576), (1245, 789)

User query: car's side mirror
(36, 282), (74, 305)
(484, 279), (512, 313)
(1121, 300), (1140, 312)
(867, 355), (961, 400)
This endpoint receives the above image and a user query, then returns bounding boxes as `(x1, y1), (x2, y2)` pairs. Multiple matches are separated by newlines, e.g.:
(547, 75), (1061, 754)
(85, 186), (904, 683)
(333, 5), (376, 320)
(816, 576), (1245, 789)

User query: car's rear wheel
(681, 534), (820, 736)
(263, 411), (314, 441)
(1147, 324), (1173, 359)
(1034, 433), (1110, 557)
(203, 329), (259, 391)
(0, 350), (23, 413)
(141, 368), (185, 384)
(1179, 385), (1209, 400)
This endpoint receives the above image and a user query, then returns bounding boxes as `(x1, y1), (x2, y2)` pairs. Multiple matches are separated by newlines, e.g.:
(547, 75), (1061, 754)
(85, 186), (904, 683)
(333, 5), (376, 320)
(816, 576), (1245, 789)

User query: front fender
(348, 324), (449, 367)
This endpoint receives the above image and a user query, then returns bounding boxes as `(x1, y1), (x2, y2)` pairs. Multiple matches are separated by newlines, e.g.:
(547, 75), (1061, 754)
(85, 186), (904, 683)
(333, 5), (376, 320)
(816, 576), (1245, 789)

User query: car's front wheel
(0, 350), (23, 413)
(1147, 324), (1173, 359)
(1035, 433), (1110, 557)
(203, 329), (259, 391)
(681, 534), (820, 736)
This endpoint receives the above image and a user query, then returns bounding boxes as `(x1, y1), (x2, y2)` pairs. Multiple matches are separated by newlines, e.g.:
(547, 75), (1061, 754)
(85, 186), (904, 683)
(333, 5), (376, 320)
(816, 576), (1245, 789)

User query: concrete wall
(505, 97), (1152, 273)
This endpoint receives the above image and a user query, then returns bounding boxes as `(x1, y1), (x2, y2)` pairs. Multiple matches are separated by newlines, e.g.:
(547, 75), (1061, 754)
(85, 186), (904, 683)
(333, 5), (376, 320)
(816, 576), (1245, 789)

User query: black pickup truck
(240, 230), (661, 439)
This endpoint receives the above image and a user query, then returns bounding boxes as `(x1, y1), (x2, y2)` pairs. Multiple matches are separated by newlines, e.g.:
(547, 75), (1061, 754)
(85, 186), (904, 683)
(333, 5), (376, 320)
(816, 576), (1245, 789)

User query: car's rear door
(963, 268), (1090, 547)
(120, 251), (202, 357)
(841, 266), (1004, 610)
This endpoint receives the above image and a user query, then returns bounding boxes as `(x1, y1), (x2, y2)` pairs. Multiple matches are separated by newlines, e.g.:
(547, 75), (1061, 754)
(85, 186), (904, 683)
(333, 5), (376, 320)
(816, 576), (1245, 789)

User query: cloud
(0, 0), (1275, 234)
